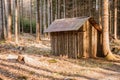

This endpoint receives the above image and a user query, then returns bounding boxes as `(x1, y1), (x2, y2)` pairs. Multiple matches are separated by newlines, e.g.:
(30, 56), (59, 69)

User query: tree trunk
(114, 0), (117, 39)
(0, 0), (4, 39)
(47, 0), (50, 26)
(58, 0), (60, 19)
(30, 0), (32, 34)
(21, 0), (23, 33)
(40, 0), (43, 35)
(72, 0), (75, 17)
(15, 0), (18, 44)
(50, 0), (53, 23)
(55, 0), (58, 19)
(102, 0), (116, 60)
(3, 0), (7, 39)
(36, 0), (41, 41)
(43, 0), (47, 37)
(12, 0), (15, 34)
(7, 0), (12, 41)
(18, 0), (20, 35)
(63, 0), (66, 18)
(75, 0), (77, 17)
(89, 0), (91, 16)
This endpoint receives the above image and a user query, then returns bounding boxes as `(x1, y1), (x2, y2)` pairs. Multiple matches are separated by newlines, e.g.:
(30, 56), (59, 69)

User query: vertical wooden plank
(75, 31), (77, 59)
(68, 32), (71, 58)
(73, 31), (75, 58)
(86, 21), (90, 57)
(83, 23), (87, 58)
(71, 32), (73, 58)
(50, 33), (53, 54)
(72, 31), (75, 58)
(56, 32), (58, 56)
(52, 33), (55, 55)
(93, 27), (97, 57)
(63, 32), (65, 57)
(59, 32), (61, 56)
(57, 32), (59, 56)
(78, 31), (83, 58)
(91, 25), (97, 58)
(60, 32), (62, 56)
(67, 32), (69, 58)
(89, 22), (92, 57)
(61, 32), (63, 56)
(53, 33), (55, 55)
(68, 32), (70, 58)
(57, 32), (61, 56)
(54, 32), (57, 55)
(81, 31), (83, 57)
(64, 32), (67, 57)
(51, 33), (55, 54)
(92, 26), (95, 57)
(77, 32), (80, 58)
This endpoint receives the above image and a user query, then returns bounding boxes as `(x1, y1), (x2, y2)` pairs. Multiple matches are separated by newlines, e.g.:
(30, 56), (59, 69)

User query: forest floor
(0, 33), (120, 80)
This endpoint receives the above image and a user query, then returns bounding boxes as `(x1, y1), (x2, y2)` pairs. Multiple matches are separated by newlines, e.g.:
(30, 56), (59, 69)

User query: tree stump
(17, 55), (24, 62)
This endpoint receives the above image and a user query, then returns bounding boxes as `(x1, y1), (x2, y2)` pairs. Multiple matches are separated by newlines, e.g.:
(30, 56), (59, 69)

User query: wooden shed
(45, 17), (102, 58)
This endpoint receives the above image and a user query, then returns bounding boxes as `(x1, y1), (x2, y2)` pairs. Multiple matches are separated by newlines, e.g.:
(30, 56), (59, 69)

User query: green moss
(47, 59), (57, 63)
(0, 40), (5, 44)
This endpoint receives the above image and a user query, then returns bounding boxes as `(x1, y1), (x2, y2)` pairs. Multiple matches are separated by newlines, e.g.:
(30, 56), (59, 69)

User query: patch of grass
(47, 59), (57, 63)
(105, 62), (114, 67)
(0, 40), (5, 44)
(22, 18), (36, 33)
(17, 76), (27, 80)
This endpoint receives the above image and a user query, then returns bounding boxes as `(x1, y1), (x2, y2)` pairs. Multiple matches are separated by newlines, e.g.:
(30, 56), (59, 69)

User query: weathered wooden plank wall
(50, 21), (98, 58)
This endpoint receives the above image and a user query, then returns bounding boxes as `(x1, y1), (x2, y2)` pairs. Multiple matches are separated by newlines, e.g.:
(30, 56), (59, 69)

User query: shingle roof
(44, 17), (94, 32)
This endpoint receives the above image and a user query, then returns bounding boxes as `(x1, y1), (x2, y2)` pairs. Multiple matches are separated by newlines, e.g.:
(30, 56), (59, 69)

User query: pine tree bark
(58, 0), (60, 19)
(63, 0), (66, 18)
(43, 0), (47, 37)
(0, 0), (4, 39)
(55, 0), (58, 19)
(47, 0), (50, 26)
(30, 0), (32, 34)
(18, 0), (20, 35)
(75, 0), (77, 17)
(40, 0), (43, 35)
(3, 0), (7, 39)
(72, 0), (75, 17)
(102, 0), (116, 60)
(36, 0), (41, 41)
(114, 0), (117, 39)
(7, 0), (12, 41)
(15, 0), (18, 44)
(21, 0), (23, 33)
(50, 0), (53, 23)
(12, 0), (15, 34)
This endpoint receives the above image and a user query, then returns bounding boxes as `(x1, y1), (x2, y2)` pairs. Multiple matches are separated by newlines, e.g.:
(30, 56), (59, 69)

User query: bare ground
(0, 33), (119, 80)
